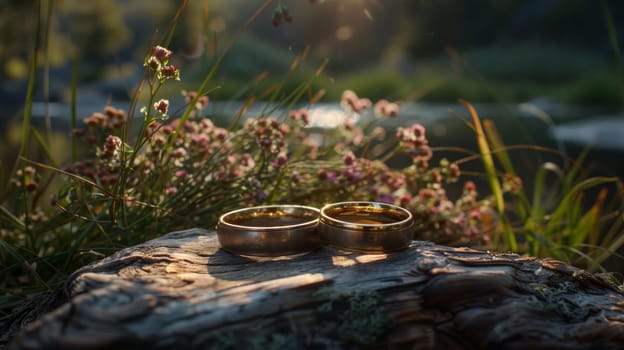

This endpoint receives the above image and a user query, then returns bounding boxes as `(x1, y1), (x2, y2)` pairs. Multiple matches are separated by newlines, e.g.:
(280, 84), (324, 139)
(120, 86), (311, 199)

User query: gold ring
(319, 201), (414, 253)
(217, 204), (321, 256)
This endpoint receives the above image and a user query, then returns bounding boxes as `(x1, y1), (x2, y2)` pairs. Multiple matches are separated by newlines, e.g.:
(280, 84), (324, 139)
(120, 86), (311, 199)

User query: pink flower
(161, 65), (180, 80)
(191, 134), (210, 147)
(397, 124), (426, 144)
(377, 194), (395, 204)
(200, 118), (214, 130)
(151, 134), (167, 147)
(152, 45), (173, 62)
(448, 163), (460, 179)
(418, 188), (435, 200)
(101, 135), (122, 158)
(183, 121), (198, 134)
(172, 147), (187, 159)
(374, 99), (388, 114)
(374, 99), (399, 118)
(340, 90), (372, 114)
(399, 193), (413, 207)
(343, 151), (356, 166)
(341, 90), (358, 105)
(146, 56), (160, 70)
(240, 153), (255, 168)
(343, 117), (356, 130)
(468, 209), (481, 220)
(342, 168), (362, 182)
(289, 108), (310, 126)
(351, 98), (371, 113)
(464, 181), (477, 193)
(197, 95), (209, 108)
(273, 153), (288, 169)
(153, 99), (169, 115)
(215, 129), (228, 140)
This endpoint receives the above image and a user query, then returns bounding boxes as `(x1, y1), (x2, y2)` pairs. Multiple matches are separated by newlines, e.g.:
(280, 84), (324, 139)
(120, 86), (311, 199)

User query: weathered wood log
(5, 228), (624, 349)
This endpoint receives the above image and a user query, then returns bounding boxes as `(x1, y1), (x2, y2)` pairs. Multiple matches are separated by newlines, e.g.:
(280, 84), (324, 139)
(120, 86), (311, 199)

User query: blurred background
(1, 0), (623, 178)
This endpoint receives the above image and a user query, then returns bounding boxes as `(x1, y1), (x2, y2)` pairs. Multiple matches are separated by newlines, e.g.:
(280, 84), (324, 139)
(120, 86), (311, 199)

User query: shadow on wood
(4, 228), (624, 349)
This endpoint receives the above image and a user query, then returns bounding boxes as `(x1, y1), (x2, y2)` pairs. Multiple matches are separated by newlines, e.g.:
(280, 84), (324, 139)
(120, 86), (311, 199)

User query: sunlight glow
(336, 26), (353, 41)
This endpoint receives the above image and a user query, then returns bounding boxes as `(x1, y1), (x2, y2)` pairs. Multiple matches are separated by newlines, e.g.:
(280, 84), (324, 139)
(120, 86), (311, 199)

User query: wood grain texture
(6, 228), (624, 349)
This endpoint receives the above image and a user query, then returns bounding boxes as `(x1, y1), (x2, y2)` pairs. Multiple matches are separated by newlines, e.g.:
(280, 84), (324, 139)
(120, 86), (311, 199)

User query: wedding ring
(319, 201), (415, 253)
(217, 204), (321, 256)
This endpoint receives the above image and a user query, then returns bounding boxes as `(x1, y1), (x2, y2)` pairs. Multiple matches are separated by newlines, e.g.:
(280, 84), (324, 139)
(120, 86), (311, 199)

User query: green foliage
(332, 69), (405, 101)
(461, 44), (611, 84)
(58, 0), (131, 59)
(561, 73), (623, 106)
(478, 116), (624, 270)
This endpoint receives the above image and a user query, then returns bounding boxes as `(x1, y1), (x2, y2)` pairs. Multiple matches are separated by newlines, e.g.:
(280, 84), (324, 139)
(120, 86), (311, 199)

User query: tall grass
(463, 102), (623, 269)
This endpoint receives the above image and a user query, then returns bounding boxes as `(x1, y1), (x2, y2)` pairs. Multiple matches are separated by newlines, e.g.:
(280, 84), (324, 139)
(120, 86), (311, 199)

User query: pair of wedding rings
(216, 201), (415, 256)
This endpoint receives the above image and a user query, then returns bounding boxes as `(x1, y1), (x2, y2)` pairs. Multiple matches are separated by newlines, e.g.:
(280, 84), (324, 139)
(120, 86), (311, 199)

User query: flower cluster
(153, 99), (169, 117)
(244, 116), (289, 154)
(183, 90), (209, 115)
(11, 166), (38, 192)
(341, 90), (372, 114)
(397, 123), (432, 165)
(83, 105), (127, 129)
(145, 45), (180, 82)
(374, 99), (400, 118)
(62, 84), (500, 246)
(503, 173), (523, 194)
(288, 108), (310, 126)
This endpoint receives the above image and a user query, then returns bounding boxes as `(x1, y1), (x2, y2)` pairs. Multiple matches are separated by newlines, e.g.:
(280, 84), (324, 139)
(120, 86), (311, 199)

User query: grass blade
(19, 0), (43, 160)
(483, 119), (532, 217)
(71, 49), (79, 162)
(546, 177), (619, 234)
(459, 99), (516, 251)
(31, 128), (58, 168)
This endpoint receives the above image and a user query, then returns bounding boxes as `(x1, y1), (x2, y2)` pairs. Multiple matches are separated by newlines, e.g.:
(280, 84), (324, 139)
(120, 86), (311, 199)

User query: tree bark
(5, 228), (624, 349)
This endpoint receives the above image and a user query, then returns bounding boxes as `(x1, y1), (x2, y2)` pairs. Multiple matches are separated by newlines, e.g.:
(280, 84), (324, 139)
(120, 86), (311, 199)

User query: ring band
(217, 204), (321, 256)
(319, 201), (414, 253)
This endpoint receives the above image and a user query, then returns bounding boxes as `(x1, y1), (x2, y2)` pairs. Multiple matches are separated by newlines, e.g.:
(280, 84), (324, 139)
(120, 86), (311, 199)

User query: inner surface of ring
(322, 205), (412, 231)
(222, 206), (319, 229)
(227, 213), (314, 227)
(325, 208), (405, 224)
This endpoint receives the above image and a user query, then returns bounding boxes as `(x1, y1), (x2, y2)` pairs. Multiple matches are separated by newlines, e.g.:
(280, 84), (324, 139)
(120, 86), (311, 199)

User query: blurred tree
(396, 0), (623, 59)
(0, 1), (38, 80)
(57, 0), (131, 62)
